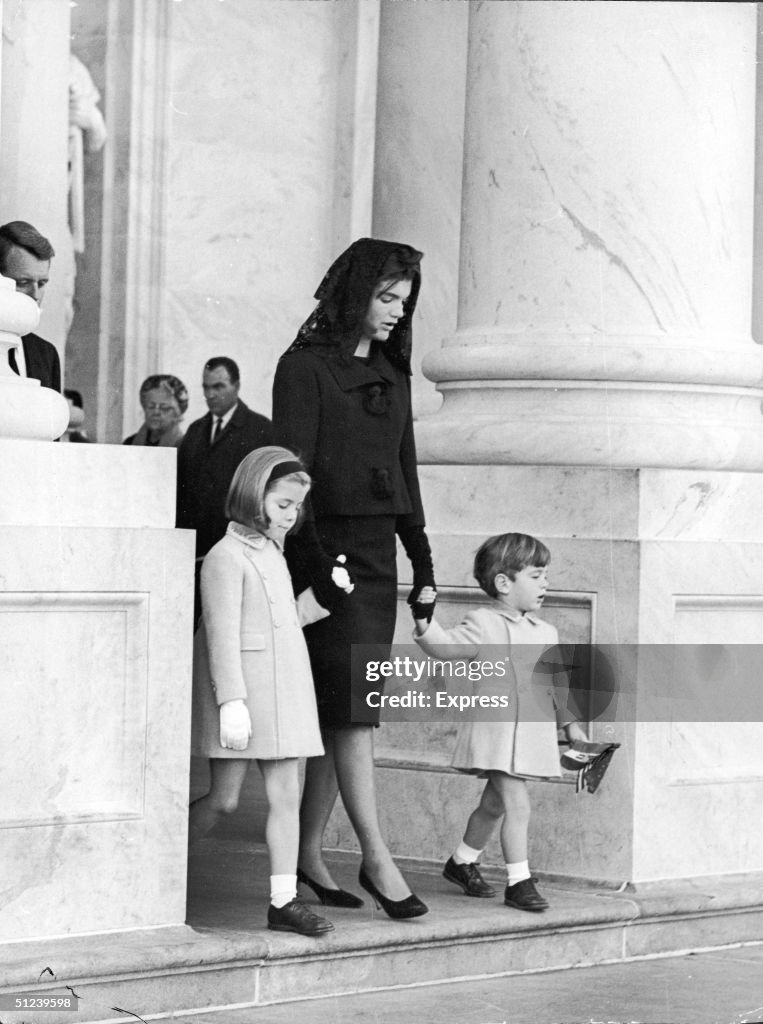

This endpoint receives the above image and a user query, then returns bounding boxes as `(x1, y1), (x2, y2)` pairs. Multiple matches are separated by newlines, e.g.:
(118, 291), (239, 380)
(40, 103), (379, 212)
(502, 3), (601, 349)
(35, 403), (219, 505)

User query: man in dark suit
(0, 221), (61, 391)
(177, 357), (272, 611)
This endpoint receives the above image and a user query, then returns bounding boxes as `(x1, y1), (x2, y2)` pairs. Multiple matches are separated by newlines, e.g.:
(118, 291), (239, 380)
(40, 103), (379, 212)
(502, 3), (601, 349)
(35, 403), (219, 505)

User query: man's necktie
(8, 347), (19, 374)
(212, 416), (223, 443)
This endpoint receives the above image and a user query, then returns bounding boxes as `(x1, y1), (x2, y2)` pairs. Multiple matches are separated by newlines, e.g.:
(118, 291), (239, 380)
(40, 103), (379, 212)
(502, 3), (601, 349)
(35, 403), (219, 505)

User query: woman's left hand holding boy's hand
(410, 585), (437, 630)
(220, 699), (252, 751)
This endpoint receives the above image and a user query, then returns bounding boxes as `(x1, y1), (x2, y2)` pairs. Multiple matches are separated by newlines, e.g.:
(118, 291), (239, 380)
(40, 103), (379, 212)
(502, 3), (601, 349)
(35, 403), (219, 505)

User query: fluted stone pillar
(417, 1), (763, 470)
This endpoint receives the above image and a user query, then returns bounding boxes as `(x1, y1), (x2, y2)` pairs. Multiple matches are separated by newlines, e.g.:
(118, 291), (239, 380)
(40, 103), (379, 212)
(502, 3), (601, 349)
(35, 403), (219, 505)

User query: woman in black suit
(272, 238), (436, 918)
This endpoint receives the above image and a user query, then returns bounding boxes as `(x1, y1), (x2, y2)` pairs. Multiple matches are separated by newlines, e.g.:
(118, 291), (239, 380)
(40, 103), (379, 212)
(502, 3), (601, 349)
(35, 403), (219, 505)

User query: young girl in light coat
(189, 446), (350, 937)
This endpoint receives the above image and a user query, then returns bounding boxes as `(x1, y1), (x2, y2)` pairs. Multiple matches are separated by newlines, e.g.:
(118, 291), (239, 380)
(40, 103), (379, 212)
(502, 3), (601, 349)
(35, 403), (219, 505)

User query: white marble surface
(0, 440), (194, 939)
(0, 524), (194, 940)
(0, 0), (71, 358)
(417, 465), (763, 544)
(418, 1), (763, 470)
(0, 440), (178, 527)
(164, 0), (344, 425)
(353, 463), (763, 883)
(458, 2), (756, 341)
(373, 0), (467, 417)
(415, 379), (763, 470)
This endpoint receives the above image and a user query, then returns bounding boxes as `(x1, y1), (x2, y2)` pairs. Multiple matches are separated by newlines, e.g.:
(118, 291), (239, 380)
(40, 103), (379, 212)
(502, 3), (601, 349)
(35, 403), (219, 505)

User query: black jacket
(176, 400), (273, 557)
(20, 333), (61, 392)
(272, 344), (424, 526)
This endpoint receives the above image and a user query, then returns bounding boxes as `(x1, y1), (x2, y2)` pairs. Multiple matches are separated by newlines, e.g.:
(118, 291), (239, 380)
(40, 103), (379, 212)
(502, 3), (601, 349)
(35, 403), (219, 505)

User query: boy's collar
(491, 599), (540, 625)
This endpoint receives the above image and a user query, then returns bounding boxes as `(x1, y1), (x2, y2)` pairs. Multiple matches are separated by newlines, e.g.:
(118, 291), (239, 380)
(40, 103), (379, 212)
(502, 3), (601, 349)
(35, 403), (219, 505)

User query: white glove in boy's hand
(219, 699), (252, 751)
(331, 554), (355, 594)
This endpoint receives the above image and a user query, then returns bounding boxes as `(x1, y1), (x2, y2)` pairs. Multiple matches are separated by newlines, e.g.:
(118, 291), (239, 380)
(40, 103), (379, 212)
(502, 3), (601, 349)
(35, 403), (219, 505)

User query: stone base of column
(415, 381), (763, 471)
(418, 333), (763, 470)
(325, 465), (763, 884)
(0, 441), (194, 940)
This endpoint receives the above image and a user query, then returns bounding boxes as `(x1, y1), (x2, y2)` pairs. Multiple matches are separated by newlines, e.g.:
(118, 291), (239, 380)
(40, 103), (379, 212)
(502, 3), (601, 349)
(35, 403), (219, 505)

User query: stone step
(1, 841), (762, 1024)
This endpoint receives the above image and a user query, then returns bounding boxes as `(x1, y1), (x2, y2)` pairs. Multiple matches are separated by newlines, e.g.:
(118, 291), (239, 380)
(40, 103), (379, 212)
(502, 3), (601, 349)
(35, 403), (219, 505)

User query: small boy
(413, 532), (586, 912)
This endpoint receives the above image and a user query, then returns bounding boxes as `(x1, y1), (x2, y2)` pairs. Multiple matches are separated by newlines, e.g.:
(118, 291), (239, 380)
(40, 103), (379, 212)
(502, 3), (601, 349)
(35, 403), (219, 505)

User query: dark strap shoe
(267, 897), (334, 936)
(442, 856), (496, 898)
(504, 877), (549, 912)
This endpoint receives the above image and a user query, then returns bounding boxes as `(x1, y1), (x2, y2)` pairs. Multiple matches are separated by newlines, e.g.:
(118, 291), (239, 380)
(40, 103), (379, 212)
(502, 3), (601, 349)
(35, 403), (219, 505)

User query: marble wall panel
(630, 542), (763, 881)
(164, 0), (344, 425)
(0, 592), (148, 827)
(0, 524), (194, 940)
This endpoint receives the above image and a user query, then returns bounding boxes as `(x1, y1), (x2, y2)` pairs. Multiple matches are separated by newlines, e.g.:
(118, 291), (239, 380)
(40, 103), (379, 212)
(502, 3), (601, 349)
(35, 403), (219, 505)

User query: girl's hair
(226, 446), (311, 533)
(473, 532), (551, 598)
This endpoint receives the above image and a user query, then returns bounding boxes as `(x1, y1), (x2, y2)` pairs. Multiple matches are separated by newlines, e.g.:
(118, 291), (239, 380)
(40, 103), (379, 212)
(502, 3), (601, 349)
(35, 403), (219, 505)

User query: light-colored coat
(415, 603), (570, 779)
(191, 523), (324, 760)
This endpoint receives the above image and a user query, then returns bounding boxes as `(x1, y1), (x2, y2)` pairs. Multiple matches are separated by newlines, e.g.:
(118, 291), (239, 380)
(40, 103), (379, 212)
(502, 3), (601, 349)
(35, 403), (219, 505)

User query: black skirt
(304, 515), (398, 729)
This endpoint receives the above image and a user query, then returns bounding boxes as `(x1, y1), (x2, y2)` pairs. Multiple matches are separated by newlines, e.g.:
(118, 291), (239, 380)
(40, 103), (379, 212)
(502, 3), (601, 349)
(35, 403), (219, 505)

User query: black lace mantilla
(282, 238), (423, 373)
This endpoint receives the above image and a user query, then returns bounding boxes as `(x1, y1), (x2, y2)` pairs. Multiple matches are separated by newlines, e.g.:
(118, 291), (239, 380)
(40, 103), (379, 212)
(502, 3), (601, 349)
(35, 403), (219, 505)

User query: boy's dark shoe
(443, 856), (496, 898)
(267, 897), (334, 936)
(504, 877), (549, 912)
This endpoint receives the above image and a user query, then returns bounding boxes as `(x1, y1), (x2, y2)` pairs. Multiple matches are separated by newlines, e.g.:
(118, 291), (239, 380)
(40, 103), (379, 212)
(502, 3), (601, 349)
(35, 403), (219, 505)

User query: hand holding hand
(331, 554), (355, 594)
(219, 699), (252, 751)
(409, 585), (437, 624)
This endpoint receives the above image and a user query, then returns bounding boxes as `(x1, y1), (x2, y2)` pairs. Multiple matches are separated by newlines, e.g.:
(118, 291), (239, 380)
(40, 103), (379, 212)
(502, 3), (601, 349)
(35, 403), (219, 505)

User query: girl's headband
(268, 460), (307, 484)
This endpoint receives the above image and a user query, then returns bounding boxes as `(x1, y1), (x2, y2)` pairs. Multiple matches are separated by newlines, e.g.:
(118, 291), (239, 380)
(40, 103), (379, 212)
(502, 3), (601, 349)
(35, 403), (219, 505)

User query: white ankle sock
(506, 860), (530, 886)
(270, 874), (297, 908)
(453, 841), (483, 865)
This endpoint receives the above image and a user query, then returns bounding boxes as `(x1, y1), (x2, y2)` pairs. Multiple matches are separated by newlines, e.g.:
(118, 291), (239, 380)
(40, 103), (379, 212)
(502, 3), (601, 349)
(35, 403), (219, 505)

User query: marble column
(0, 0), (71, 359)
(417, 1), (763, 470)
(372, 0), (468, 418)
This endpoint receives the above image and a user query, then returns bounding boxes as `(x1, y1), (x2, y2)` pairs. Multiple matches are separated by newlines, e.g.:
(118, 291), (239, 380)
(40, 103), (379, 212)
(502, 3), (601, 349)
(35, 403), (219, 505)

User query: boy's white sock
(453, 841), (483, 865)
(506, 860), (531, 886)
(270, 874), (297, 908)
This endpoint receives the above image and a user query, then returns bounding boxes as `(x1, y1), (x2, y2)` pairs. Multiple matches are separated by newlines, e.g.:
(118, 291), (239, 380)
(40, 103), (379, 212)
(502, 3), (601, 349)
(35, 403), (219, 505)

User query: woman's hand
(410, 585), (437, 629)
(219, 699), (252, 751)
(331, 554), (355, 594)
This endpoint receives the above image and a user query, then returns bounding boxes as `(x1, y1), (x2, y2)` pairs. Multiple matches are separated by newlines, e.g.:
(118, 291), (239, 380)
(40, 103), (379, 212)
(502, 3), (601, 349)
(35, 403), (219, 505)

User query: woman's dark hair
(473, 532), (551, 598)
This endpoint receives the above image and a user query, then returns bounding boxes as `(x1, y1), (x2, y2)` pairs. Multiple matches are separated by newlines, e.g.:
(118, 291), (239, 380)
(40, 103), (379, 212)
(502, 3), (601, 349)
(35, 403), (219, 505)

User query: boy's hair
(473, 532), (551, 598)
(226, 445), (310, 533)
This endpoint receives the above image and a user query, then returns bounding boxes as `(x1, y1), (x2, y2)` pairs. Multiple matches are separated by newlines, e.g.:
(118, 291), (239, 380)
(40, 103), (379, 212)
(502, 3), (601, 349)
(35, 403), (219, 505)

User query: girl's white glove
(331, 554), (355, 594)
(219, 699), (252, 751)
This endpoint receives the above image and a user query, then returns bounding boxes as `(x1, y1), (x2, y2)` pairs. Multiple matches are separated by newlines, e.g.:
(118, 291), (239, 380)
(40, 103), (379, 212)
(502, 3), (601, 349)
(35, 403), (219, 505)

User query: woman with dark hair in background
(272, 238), (437, 919)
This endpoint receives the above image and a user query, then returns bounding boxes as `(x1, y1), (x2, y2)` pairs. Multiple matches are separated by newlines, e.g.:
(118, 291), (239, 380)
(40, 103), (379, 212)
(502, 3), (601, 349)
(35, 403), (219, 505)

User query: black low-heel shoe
(358, 865), (428, 919)
(297, 867), (364, 909)
(267, 897), (334, 936)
